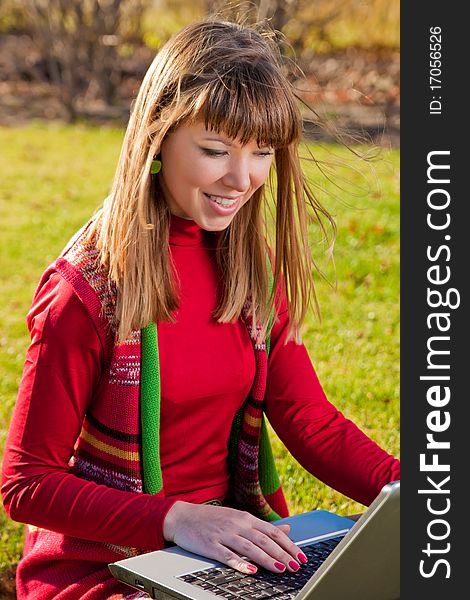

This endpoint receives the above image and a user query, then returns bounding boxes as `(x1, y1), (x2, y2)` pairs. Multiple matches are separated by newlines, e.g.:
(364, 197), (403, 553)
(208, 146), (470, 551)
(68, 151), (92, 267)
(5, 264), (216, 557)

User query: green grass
(0, 122), (399, 571)
(271, 143), (400, 514)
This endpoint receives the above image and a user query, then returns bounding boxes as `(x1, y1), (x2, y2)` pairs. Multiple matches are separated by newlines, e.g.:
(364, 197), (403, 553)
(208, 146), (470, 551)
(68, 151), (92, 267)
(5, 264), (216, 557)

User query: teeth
(206, 194), (238, 206)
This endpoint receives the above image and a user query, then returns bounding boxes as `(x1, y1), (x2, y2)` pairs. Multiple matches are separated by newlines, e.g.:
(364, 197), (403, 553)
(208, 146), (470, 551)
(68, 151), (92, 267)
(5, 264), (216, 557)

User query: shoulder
(27, 272), (103, 353)
(30, 217), (115, 350)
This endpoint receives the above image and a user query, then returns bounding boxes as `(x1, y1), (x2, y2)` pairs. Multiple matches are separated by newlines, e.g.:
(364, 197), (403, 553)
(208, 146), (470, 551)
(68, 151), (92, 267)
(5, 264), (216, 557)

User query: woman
(1, 18), (400, 599)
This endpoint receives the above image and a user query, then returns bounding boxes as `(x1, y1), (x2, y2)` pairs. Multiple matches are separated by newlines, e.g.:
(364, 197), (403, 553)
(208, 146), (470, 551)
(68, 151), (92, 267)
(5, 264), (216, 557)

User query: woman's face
(158, 121), (274, 231)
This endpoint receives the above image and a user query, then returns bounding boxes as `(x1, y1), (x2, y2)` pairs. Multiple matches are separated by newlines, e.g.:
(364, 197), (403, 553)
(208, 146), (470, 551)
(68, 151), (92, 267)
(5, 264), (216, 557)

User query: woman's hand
(163, 501), (307, 575)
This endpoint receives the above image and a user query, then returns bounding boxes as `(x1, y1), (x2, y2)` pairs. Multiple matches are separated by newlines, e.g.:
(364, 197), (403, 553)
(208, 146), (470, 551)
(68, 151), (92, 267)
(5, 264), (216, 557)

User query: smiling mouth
(204, 193), (241, 207)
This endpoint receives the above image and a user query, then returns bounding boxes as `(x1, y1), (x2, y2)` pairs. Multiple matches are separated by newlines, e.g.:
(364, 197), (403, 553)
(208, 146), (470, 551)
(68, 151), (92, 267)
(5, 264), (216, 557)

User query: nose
(221, 157), (251, 193)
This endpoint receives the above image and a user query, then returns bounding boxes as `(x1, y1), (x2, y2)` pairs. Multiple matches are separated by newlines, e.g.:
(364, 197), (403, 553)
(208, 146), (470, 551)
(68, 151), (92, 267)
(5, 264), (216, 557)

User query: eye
(256, 150), (274, 157)
(200, 148), (227, 157)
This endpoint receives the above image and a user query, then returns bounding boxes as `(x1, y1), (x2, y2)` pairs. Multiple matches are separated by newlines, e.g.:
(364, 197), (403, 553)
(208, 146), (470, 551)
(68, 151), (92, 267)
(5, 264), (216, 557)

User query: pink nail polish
(246, 564), (257, 574)
(288, 560), (300, 571)
(274, 561), (286, 572)
(297, 552), (308, 564)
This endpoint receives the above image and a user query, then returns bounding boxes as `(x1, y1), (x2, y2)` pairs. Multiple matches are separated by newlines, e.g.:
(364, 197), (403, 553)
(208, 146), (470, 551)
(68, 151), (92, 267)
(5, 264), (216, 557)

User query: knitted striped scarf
(53, 219), (289, 545)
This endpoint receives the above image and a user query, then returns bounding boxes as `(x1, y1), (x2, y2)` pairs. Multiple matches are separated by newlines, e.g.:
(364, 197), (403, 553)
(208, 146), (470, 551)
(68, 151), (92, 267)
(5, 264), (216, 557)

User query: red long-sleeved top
(2, 215), (400, 552)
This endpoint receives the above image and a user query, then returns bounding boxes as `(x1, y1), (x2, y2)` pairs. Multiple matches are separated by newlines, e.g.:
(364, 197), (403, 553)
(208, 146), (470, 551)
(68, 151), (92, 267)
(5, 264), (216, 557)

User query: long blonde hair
(91, 19), (335, 343)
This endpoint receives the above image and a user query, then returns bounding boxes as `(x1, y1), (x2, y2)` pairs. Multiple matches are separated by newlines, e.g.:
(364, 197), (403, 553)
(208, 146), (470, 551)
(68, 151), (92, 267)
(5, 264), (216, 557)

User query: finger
(226, 532), (300, 574)
(273, 524), (305, 560)
(275, 523), (291, 535)
(216, 544), (259, 575)
(255, 523), (308, 569)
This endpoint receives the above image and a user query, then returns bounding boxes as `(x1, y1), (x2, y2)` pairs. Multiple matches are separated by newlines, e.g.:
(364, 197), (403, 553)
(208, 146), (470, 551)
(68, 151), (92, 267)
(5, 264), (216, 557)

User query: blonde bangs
(192, 65), (302, 149)
(197, 72), (301, 148)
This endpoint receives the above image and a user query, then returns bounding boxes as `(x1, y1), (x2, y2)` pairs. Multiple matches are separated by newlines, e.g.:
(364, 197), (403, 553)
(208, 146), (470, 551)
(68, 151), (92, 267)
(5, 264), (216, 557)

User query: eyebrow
(202, 136), (233, 146)
(201, 136), (272, 150)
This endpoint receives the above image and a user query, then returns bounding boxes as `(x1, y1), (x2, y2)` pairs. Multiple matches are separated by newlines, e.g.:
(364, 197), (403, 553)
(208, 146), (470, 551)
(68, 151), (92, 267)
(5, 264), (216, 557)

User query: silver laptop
(109, 480), (400, 600)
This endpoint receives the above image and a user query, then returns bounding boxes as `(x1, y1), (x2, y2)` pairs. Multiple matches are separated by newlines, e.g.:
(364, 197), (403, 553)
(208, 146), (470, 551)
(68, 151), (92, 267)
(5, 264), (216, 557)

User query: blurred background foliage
(0, 0), (399, 124)
(0, 0), (400, 50)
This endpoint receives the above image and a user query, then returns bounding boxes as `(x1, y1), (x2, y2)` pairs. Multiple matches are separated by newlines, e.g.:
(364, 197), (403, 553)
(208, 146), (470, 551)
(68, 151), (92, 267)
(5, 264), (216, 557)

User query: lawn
(0, 122), (399, 575)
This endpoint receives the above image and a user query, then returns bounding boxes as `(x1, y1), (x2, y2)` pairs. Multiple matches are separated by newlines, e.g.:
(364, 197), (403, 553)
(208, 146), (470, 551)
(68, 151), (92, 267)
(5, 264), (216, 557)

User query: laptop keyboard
(178, 534), (345, 599)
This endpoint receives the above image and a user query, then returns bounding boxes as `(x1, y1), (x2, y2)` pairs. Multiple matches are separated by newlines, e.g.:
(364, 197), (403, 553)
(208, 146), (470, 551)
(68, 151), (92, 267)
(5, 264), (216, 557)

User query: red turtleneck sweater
(2, 215), (400, 552)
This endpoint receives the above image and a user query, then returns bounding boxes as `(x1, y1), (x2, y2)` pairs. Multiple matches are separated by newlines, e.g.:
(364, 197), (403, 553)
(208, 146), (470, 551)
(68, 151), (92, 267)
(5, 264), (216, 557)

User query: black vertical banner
(401, 3), (467, 599)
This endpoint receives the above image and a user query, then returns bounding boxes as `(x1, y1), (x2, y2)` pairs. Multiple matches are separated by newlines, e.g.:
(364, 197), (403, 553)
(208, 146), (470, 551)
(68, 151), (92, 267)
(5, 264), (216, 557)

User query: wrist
(162, 500), (188, 542)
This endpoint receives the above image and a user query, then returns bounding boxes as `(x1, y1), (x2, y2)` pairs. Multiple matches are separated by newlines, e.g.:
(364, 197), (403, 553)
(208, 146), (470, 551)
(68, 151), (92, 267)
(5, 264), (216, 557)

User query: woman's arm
(1, 273), (177, 550)
(265, 292), (400, 507)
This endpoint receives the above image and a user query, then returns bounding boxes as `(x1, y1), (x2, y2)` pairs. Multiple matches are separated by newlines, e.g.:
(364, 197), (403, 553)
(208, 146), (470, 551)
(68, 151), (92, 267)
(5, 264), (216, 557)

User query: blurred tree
(201, 1), (342, 33)
(142, 0), (202, 50)
(200, 0), (399, 55)
(23, 0), (149, 122)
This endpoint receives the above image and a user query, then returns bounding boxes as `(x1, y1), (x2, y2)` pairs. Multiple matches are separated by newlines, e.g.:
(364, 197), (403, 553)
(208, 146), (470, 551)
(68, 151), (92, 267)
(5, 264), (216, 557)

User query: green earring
(151, 159), (162, 174)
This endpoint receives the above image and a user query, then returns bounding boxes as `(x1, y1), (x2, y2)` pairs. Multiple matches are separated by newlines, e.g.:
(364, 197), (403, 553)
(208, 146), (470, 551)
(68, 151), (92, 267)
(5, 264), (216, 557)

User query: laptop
(109, 480), (400, 600)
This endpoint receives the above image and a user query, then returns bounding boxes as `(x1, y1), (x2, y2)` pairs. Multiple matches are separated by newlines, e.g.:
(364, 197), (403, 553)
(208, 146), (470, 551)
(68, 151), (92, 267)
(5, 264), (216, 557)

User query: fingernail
(288, 560), (300, 571)
(297, 552), (308, 564)
(274, 561), (286, 572)
(246, 564), (258, 574)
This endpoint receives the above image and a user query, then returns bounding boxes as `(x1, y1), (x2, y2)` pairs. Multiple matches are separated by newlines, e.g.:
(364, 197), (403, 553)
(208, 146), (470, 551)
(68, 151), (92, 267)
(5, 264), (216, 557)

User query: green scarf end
(141, 322), (163, 495)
